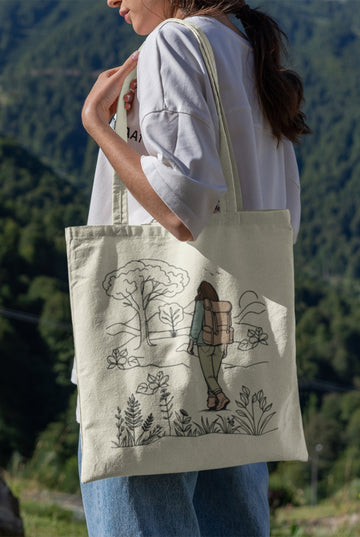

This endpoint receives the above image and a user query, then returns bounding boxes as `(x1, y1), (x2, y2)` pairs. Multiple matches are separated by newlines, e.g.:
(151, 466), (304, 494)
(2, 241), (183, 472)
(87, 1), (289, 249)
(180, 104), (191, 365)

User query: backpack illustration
(202, 298), (234, 345)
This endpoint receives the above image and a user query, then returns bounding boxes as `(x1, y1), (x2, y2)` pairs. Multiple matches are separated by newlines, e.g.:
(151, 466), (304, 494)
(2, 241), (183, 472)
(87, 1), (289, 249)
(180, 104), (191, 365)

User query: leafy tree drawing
(103, 259), (190, 348)
(158, 303), (184, 337)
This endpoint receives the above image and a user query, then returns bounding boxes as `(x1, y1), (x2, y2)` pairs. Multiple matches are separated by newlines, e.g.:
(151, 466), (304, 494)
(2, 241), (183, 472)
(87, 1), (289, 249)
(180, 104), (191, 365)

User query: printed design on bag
(107, 347), (143, 370)
(112, 381), (277, 448)
(103, 259), (190, 349)
(136, 371), (169, 396)
(187, 281), (234, 411)
(102, 260), (271, 377)
(106, 346), (191, 371)
(219, 290), (271, 371)
(234, 291), (269, 351)
(113, 395), (164, 447)
(158, 303), (185, 337)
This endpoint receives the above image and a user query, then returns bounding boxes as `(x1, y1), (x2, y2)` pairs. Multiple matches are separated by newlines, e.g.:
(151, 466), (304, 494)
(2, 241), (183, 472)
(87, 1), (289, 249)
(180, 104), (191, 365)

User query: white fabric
(87, 16), (300, 236)
(72, 15), (301, 390)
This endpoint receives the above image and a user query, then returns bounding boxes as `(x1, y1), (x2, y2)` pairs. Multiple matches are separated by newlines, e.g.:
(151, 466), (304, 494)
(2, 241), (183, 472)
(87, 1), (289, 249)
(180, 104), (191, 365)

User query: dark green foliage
(0, 137), (86, 464)
(295, 278), (360, 388)
(21, 392), (80, 493)
(0, 0), (143, 186)
(263, 0), (360, 280)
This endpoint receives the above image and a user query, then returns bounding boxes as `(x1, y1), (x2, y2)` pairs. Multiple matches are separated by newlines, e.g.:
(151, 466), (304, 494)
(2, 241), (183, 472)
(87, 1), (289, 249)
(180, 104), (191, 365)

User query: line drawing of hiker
(187, 281), (234, 411)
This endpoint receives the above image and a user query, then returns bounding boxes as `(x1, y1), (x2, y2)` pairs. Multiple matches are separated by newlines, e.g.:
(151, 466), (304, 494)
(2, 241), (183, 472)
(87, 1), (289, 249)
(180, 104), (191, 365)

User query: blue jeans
(78, 438), (270, 537)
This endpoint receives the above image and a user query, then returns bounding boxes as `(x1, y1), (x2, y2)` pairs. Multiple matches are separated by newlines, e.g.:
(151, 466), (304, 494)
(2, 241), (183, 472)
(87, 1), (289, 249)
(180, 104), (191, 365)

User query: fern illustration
(142, 425), (163, 445)
(160, 388), (174, 435)
(113, 395), (165, 448)
(125, 394), (143, 446)
(113, 407), (126, 447)
(137, 413), (154, 444)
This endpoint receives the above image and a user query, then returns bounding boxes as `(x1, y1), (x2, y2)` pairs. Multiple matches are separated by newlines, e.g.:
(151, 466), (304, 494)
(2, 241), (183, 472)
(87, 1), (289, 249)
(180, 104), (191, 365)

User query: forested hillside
(0, 136), (86, 463)
(1, 0), (360, 500)
(0, 0), (143, 184)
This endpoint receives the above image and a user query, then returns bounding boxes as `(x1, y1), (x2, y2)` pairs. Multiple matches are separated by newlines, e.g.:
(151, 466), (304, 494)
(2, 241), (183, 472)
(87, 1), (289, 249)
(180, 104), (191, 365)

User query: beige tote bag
(66, 20), (308, 484)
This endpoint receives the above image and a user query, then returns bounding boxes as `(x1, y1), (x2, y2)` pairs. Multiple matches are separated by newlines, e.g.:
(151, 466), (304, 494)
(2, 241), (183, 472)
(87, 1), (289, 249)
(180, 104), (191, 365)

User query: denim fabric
(78, 438), (270, 537)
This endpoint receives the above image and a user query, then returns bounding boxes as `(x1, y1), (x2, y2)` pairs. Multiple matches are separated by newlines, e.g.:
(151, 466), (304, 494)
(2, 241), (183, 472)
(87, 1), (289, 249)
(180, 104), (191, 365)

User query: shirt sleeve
(190, 301), (205, 342)
(137, 21), (227, 240)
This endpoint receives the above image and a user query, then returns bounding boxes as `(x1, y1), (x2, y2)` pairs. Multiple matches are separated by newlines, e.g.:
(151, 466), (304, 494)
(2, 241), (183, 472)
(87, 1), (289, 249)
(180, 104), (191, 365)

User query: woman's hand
(187, 340), (195, 355)
(123, 78), (137, 111)
(82, 51), (139, 136)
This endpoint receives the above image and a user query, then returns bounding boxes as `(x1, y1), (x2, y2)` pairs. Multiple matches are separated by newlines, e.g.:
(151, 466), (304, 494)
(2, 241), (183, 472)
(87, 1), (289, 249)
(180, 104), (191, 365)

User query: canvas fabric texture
(66, 20), (308, 484)
(202, 299), (234, 346)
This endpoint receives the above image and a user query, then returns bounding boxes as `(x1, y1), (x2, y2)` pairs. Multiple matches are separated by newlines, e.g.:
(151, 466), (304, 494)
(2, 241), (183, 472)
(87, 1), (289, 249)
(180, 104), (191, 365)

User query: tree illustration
(158, 303), (184, 337)
(103, 259), (190, 347)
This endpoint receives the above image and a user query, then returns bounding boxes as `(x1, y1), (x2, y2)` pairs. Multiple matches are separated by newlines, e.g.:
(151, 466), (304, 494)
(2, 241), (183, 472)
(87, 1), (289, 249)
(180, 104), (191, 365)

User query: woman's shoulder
(141, 18), (201, 58)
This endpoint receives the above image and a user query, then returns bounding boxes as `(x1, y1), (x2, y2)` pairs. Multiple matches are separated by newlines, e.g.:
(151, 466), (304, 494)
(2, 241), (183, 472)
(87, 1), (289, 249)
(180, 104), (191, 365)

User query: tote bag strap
(113, 18), (243, 226)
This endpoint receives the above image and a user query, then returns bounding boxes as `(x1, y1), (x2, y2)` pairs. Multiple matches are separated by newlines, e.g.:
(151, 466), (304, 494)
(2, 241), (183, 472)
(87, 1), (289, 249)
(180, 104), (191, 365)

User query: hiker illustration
(187, 281), (234, 411)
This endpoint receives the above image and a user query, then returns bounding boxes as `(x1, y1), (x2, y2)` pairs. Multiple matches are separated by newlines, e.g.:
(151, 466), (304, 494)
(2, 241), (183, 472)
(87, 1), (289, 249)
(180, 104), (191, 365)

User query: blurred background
(0, 0), (360, 535)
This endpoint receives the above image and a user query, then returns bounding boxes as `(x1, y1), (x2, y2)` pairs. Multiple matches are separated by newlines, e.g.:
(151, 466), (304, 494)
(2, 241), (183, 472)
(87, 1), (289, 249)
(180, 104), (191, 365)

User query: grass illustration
(173, 409), (195, 437)
(233, 385), (277, 435)
(193, 416), (221, 435)
(113, 386), (277, 448)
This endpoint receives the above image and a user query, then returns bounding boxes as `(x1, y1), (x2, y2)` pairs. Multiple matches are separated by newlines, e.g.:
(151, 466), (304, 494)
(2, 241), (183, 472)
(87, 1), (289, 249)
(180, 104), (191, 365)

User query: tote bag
(66, 20), (308, 484)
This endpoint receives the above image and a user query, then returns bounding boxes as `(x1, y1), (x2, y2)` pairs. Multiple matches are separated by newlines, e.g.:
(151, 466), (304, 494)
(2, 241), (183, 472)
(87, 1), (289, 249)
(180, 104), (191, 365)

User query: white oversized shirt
(72, 16), (301, 389)
(87, 16), (300, 236)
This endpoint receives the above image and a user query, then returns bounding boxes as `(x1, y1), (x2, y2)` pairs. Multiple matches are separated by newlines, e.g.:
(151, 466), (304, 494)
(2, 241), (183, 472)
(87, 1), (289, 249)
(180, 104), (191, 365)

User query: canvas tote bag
(66, 20), (308, 484)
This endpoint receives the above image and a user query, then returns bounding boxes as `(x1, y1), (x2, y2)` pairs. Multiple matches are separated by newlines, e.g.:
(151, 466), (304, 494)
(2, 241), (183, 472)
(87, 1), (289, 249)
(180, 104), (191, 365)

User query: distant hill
(0, 0), (143, 185)
(265, 0), (360, 280)
(0, 0), (359, 280)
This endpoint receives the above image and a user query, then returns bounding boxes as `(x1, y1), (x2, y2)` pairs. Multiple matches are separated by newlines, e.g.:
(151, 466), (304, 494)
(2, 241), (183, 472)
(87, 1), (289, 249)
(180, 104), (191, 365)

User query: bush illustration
(173, 409), (195, 437)
(233, 386), (276, 435)
(136, 371), (170, 395)
(158, 303), (184, 337)
(113, 394), (163, 447)
(103, 259), (190, 348)
(234, 291), (269, 350)
(107, 347), (141, 370)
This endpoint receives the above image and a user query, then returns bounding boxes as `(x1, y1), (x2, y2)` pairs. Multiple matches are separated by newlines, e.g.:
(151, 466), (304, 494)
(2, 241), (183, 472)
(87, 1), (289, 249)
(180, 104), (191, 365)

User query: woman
(78, 0), (310, 535)
(188, 281), (232, 411)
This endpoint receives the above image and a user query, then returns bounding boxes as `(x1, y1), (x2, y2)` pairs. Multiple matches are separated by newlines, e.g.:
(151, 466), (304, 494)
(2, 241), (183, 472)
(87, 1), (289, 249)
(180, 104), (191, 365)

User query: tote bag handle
(113, 19), (243, 226)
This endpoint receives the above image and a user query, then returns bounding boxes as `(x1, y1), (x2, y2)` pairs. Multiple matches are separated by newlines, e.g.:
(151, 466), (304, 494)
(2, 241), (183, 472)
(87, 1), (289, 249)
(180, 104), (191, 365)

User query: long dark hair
(196, 281), (219, 301)
(172, 0), (311, 143)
